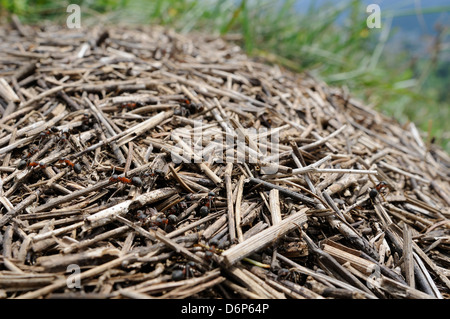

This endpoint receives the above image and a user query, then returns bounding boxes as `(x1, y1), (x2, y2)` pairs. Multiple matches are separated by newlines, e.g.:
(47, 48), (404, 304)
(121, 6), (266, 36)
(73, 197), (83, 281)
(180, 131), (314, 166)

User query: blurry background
(0, 0), (448, 152)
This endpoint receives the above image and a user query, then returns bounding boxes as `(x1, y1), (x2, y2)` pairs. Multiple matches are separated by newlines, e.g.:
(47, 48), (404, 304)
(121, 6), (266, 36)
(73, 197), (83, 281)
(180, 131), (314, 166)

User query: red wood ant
(58, 128), (70, 144)
(277, 267), (302, 284)
(198, 191), (216, 217)
(120, 101), (143, 110)
(167, 200), (187, 215)
(174, 98), (203, 117)
(37, 126), (59, 144)
(195, 238), (224, 261)
(17, 159), (46, 171)
(171, 261), (198, 281)
(369, 181), (389, 201)
(121, 102), (137, 110)
(134, 209), (177, 231)
(109, 174), (143, 187)
(259, 114), (273, 128)
(27, 161), (46, 169)
(58, 158), (82, 174)
(152, 214), (177, 230)
(81, 113), (94, 131)
(23, 145), (39, 159)
(39, 127), (59, 138)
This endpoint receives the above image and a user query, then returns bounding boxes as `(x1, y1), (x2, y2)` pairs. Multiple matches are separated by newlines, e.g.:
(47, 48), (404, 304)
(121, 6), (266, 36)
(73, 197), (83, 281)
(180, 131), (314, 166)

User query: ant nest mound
(0, 22), (449, 300)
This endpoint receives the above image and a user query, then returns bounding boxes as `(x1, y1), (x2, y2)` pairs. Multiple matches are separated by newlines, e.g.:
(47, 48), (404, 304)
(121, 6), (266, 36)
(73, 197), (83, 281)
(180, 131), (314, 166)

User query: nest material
(0, 21), (449, 299)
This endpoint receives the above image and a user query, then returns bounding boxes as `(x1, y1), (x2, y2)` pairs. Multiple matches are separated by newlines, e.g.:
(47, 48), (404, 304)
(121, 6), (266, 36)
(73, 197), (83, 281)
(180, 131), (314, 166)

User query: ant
(139, 213), (177, 231)
(142, 168), (165, 188)
(120, 102), (137, 110)
(167, 200), (188, 215)
(80, 113), (94, 131)
(195, 238), (224, 262)
(18, 159), (45, 170)
(171, 261), (198, 281)
(58, 158), (82, 174)
(174, 98), (203, 117)
(109, 174), (143, 187)
(17, 159), (28, 170)
(120, 101), (144, 111)
(198, 191), (216, 217)
(23, 145), (39, 159)
(26, 161), (46, 169)
(369, 181), (389, 201)
(39, 127), (59, 138)
(259, 114), (272, 128)
(57, 128), (70, 144)
(135, 210), (149, 223)
(277, 267), (303, 284)
(37, 126), (59, 144)
(150, 216), (168, 228)
(173, 106), (191, 117)
(133, 209), (158, 225)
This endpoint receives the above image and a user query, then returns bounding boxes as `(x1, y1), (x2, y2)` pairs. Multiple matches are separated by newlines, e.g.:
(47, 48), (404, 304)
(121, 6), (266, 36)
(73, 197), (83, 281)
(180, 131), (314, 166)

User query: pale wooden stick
(402, 224), (415, 288)
(225, 266), (273, 298)
(220, 211), (307, 267)
(269, 189), (282, 225)
(224, 163), (236, 243)
(234, 175), (245, 243)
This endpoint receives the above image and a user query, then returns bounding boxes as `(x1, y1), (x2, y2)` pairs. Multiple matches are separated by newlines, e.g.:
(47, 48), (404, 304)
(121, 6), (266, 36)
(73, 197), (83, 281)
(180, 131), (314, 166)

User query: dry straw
(0, 21), (448, 299)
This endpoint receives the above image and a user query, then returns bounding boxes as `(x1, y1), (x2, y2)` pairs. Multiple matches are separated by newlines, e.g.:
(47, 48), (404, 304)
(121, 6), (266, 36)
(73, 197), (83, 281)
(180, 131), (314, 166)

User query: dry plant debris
(0, 21), (449, 299)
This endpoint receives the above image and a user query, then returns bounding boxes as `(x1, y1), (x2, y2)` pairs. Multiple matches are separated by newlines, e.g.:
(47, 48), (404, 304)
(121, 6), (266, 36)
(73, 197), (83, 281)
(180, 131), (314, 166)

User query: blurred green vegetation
(0, 0), (448, 152)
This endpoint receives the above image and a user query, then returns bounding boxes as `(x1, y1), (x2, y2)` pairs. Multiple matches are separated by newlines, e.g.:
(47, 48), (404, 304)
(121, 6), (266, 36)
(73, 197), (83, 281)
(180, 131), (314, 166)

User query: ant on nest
(277, 267), (304, 284)
(120, 101), (144, 111)
(18, 161), (46, 170)
(369, 181), (389, 202)
(195, 238), (229, 264)
(170, 261), (200, 281)
(173, 98), (204, 117)
(133, 209), (177, 231)
(35, 126), (71, 147)
(58, 158), (82, 174)
(198, 191), (217, 217)
(109, 173), (143, 188)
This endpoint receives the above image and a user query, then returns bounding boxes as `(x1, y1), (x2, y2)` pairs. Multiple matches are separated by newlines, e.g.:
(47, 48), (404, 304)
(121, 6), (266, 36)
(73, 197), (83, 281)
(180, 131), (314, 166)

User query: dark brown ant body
(131, 176), (143, 187)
